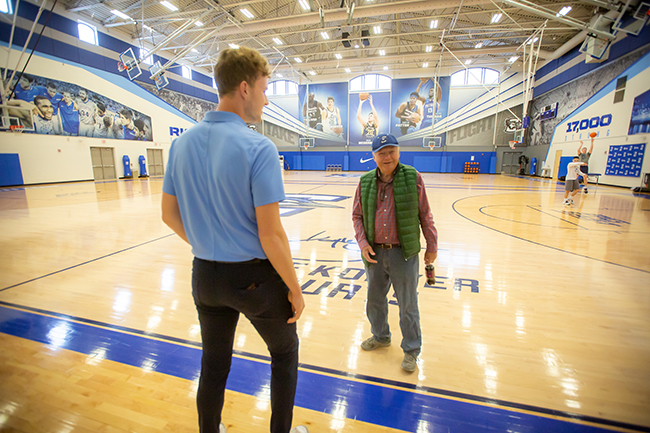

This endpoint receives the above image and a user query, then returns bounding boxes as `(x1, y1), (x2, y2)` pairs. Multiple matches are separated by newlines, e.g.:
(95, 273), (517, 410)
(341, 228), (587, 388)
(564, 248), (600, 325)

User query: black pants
(192, 257), (299, 433)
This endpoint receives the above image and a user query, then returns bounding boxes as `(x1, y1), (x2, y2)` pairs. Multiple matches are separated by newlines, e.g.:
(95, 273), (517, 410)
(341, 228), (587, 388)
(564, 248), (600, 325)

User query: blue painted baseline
(1, 302), (646, 432)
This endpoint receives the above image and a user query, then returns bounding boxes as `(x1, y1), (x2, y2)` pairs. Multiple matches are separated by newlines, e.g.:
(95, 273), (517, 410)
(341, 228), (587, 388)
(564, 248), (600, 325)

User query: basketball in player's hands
(359, 92), (369, 101)
(590, 132), (597, 138)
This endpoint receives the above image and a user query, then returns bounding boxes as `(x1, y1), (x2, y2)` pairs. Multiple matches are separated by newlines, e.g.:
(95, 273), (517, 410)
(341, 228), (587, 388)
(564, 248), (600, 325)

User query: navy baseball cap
(372, 134), (399, 153)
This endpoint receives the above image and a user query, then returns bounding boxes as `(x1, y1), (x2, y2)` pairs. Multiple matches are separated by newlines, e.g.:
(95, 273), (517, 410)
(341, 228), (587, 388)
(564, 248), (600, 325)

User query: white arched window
(350, 74), (391, 91)
(77, 21), (98, 45)
(450, 68), (499, 86)
(181, 65), (192, 80)
(266, 80), (299, 96)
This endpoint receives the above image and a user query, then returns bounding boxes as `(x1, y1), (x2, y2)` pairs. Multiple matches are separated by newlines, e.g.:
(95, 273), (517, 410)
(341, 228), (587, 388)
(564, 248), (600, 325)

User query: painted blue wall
(280, 150), (497, 173)
(0, 154), (24, 186)
(1, 1), (218, 104)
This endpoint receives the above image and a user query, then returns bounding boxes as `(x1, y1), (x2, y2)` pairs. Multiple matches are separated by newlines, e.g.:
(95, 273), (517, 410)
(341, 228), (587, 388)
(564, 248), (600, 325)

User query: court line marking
(477, 204), (589, 230)
(452, 195), (650, 274)
(0, 301), (646, 433)
(0, 234), (175, 293)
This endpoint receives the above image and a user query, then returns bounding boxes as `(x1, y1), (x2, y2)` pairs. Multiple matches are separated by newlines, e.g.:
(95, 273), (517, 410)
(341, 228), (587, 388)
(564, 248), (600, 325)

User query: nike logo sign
(360, 158), (373, 163)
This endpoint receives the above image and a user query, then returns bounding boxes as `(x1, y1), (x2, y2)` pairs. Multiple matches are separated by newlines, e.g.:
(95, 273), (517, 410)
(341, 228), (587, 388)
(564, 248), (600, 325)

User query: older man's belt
(374, 243), (400, 249)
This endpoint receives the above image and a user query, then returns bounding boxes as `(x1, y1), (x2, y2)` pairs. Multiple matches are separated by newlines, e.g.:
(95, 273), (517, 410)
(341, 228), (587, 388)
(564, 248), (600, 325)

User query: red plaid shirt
(352, 169), (438, 253)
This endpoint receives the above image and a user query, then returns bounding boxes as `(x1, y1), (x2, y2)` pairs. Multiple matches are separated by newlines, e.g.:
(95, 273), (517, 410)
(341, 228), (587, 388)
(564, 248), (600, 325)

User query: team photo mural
(390, 77), (450, 146)
(347, 91), (390, 146)
(3, 70), (153, 141)
(298, 82), (348, 146)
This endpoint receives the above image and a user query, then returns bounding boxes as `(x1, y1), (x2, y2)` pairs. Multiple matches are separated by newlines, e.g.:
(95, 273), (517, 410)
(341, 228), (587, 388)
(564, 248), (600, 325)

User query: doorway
(501, 151), (523, 175)
(90, 147), (116, 180)
(147, 149), (164, 176)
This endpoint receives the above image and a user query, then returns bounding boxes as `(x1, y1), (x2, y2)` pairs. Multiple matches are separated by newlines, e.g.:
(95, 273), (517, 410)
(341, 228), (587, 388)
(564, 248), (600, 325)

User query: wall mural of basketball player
(298, 82), (348, 145)
(390, 77), (450, 143)
(348, 91), (390, 147)
(2, 69), (153, 140)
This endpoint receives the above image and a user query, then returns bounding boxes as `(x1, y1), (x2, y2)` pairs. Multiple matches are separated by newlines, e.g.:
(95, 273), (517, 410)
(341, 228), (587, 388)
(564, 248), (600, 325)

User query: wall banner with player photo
(389, 77), (450, 146)
(3, 70), (153, 141)
(348, 91), (390, 147)
(298, 82), (348, 146)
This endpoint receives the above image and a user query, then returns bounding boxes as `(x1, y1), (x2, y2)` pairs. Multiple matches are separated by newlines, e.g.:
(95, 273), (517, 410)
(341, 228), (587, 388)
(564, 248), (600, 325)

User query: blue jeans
(365, 247), (422, 356)
(192, 257), (299, 433)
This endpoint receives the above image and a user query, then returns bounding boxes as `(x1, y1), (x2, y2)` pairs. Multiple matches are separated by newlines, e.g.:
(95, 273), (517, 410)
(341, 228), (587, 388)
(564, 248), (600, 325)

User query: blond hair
(214, 47), (271, 97)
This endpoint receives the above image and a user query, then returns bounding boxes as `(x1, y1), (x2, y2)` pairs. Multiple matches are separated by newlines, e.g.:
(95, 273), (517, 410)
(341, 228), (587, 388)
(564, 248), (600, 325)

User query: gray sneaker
(401, 353), (417, 372)
(220, 423), (227, 433)
(290, 426), (309, 433)
(361, 336), (391, 351)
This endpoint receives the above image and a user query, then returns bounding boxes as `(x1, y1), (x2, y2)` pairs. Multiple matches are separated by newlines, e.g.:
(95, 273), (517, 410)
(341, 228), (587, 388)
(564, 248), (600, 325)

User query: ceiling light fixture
(379, 49), (385, 55)
(321, 31), (330, 40)
(111, 9), (131, 20)
(345, 68), (351, 73)
(276, 73), (283, 77)
(508, 56), (518, 63)
(309, 70), (316, 75)
(229, 43), (239, 49)
(373, 25), (381, 34)
(465, 59), (472, 65)
(491, 13), (502, 23)
(383, 66), (388, 70)
(422, 62), (428, 68)
(335, 53), (342, 59)
(240, 8), (254, 19)
(195, 21), (204, 26)
(160, 1), (178, 12)
(475, 42), (483, 49)
(298, 0), (310, 11)
(294, 57), (302, 63)
(425, 45), (432, 53)
(430, 19), (438, 29)
(272, 37), (282, 45)
(557, 6), (572, 17)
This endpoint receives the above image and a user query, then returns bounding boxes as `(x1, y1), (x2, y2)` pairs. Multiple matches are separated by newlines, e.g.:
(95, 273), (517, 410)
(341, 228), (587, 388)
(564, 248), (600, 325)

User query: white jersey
(34, 115), (55, 135)
(324, 107), (340, 134)
(77, 99), (97, 125)
(566, 162), (583, 180)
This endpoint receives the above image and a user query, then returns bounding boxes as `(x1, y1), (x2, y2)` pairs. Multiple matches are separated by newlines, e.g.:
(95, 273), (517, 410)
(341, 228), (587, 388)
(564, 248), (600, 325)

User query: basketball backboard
(513, 129), (525, 144)
(149, 61), (169, 90)
(0, 104), (36, 132)
(422, 137), (442, 149)
(119, 48), (142, 81)
(299, 137), (315, 149)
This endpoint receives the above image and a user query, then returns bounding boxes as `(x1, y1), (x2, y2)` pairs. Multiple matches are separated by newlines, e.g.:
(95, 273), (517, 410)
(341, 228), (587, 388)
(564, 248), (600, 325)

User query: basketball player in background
(323, 96), (343, 137)
(577, 136), (594, 193)
(77, 89), (97, 137)
(395, 92), (422, 135)
(303, 92), (324, 131)
(564, 156), (588, 205)
(357, 94), (379, 143)
(416, 80), (441, 131)
(59, 91), (80, 136)
(42, 82), (63, 134)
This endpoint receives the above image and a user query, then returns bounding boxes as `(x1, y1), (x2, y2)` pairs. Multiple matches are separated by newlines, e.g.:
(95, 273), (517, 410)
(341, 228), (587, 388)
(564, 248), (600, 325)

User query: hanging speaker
(342, 32), (351, 48)
(361, 29), (370, 46)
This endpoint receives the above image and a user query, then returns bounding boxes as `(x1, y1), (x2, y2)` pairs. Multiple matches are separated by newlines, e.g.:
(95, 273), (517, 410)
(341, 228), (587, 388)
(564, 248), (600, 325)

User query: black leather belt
(374, 243), (400, 249)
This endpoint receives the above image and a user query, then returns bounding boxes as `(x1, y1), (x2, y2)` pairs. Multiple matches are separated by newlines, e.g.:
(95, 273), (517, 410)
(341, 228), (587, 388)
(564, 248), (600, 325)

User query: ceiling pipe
(502, 0), (617, 40)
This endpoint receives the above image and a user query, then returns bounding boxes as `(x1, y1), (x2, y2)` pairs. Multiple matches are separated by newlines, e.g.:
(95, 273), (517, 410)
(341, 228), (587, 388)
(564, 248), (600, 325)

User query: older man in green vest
(352, 133), (438, 372)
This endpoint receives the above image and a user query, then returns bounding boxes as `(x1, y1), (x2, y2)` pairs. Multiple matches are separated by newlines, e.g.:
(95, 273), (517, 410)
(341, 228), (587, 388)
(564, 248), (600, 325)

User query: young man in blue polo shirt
(162, 47), (307, 433)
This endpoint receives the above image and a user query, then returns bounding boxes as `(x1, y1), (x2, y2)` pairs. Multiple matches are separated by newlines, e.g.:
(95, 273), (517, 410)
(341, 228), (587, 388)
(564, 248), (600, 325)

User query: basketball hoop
(9, 125), (25, 133)
(118, 61), (126, 72)
(302, 143), (310, 150)
(509, 141), (517, 149)
(428, 142), (435, 150)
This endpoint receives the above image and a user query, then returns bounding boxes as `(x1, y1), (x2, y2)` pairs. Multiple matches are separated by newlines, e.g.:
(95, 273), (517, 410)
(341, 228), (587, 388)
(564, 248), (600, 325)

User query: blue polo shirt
(163, 111), (285, 262)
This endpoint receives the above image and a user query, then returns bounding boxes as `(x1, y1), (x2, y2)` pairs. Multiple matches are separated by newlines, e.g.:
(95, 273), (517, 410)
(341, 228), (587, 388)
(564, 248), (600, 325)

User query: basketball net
(303, 143), (309, 150)
(118, 62), (126, 72)
(428, 142), (435, 150)
(509, 141), (517, 150)
(10, 125), (25, 133)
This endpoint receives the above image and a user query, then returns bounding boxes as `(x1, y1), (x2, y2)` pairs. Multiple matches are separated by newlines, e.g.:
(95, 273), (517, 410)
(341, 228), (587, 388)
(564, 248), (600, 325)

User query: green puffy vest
(359, 163), (421, 262)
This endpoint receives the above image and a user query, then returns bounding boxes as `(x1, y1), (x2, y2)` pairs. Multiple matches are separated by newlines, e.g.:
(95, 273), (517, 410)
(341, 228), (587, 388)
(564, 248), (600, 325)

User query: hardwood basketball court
(1, 171), (649, 432)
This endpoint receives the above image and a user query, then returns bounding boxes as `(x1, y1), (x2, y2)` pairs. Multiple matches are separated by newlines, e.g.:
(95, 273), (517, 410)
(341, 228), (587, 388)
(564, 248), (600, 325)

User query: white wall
(1, 49), (196, 185)
(545, 51), (650, 188)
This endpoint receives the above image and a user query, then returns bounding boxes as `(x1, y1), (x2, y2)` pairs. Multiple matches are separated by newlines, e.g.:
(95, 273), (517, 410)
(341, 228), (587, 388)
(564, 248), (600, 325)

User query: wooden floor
(1, 171), (649, 432)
